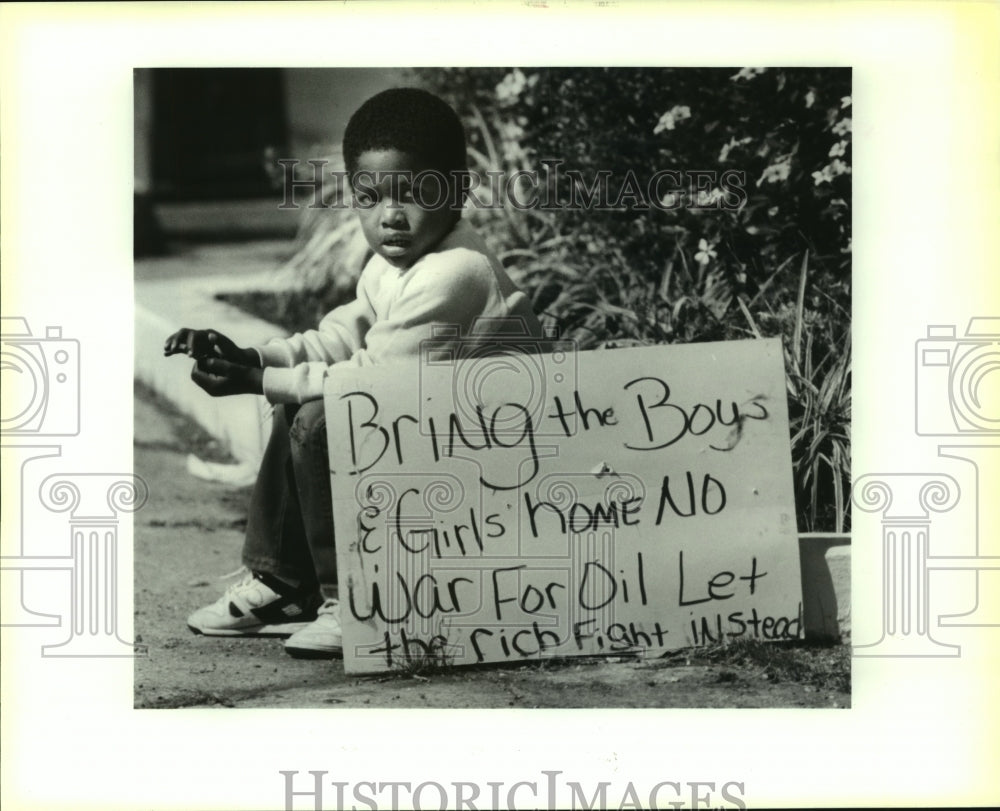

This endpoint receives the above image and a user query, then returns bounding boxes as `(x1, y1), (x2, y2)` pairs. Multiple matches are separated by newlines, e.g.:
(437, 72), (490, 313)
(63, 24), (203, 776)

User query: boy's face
(351, 148), (460, 269)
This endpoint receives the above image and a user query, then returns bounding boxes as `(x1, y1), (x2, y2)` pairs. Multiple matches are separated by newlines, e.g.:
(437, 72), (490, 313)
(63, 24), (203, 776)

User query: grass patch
(688, 638), (850, 693)
(359, 639), (850, 699)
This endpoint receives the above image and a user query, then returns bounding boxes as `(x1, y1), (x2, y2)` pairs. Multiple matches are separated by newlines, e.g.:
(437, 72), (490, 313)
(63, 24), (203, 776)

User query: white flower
(731, 67), (768, 82)
(841, 95), (852, 108)
(832, 117), (852, 136)
(812, 158), (850, 186)
(659, 191), (682, 209)
(496, 69), (527, 105)
(654, 105), (692, 134)
(498, 120), (524, 141)
(804, 90), (816, 108)
(757, 155), (792, 186)
(829, 140), (848, 158)
(812, 167), (833, 186)
(694, 238), (717, 266)
(830, 158), (851, 176)
(693, 187), (725, 207)
(497, 119), (527, 164)
(718, 136), (752, 163)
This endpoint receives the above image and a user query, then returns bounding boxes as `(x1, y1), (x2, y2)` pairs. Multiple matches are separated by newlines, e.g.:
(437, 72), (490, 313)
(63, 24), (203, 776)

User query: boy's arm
(164, 328), (259, 366)
(261, 254), (495, 404)
(190, 357), (264, 397)
(253, 266), (378, 369)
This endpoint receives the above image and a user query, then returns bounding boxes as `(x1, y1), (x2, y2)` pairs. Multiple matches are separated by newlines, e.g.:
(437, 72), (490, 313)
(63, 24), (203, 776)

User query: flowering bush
(281, 68), (852, 531)
(415, 67), (852, 532)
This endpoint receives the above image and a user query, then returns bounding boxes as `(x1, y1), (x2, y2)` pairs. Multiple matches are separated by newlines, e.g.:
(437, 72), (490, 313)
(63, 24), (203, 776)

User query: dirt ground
(133, 383), (850, 710)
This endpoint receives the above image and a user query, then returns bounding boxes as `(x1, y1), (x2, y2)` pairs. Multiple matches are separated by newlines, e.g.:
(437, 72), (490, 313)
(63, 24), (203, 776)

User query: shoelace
(317, 598), (340, 616)
(218, 564), (250, 583)
(219, 568), (260, 599)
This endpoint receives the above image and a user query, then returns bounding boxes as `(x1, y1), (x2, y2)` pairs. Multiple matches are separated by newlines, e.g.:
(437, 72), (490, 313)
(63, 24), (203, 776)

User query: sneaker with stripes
(186, 571), (322, 637)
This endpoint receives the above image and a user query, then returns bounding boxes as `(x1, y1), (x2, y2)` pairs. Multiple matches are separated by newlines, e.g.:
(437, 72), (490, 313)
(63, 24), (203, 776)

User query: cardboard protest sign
(324, 337), (801, 674)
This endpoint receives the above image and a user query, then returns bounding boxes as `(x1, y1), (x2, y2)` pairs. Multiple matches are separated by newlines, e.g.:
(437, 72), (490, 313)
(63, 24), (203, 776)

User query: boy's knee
(289, 400), (327, 447)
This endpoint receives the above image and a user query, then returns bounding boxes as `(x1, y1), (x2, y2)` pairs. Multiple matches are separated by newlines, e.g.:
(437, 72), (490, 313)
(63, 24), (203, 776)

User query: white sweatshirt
(254, 219), (543, 404)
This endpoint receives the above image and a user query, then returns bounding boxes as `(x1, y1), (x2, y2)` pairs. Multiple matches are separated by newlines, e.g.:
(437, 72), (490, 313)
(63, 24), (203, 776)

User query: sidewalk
(135, 238), (292, 466)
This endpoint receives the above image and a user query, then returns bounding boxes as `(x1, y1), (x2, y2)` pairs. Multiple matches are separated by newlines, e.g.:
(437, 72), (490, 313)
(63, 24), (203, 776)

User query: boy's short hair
(343, 87), (467, 177)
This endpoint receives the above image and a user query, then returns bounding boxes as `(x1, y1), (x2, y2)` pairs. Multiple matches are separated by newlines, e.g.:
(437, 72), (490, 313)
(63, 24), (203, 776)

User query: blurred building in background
(134, 68), (407, 254)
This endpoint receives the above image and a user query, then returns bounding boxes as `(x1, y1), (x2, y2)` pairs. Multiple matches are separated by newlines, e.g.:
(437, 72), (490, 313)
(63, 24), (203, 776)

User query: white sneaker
(187, 571), (322, 637)
(284, 598), (343, 659)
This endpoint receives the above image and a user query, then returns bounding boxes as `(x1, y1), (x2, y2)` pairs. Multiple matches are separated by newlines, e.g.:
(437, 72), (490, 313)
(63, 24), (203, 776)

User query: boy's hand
(164, 328), (260, 367)
(190, 357), (264, 397)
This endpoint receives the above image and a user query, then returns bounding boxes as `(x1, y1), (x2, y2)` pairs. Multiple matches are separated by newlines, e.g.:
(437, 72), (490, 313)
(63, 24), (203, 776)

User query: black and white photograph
(2, 3), (997, 810)
(134, 67), (852, 710)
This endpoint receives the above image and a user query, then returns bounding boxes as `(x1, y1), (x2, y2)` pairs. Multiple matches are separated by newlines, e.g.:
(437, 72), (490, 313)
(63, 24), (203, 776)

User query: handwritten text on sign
(324, 338), (801, 674)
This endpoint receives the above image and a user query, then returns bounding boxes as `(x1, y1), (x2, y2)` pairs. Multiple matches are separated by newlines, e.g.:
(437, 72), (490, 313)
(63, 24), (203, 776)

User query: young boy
(164, 88), (544, 659)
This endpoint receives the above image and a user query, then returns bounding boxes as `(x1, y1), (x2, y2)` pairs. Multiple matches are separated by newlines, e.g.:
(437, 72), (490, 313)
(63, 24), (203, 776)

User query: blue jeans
(241, 401), (338, 599)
